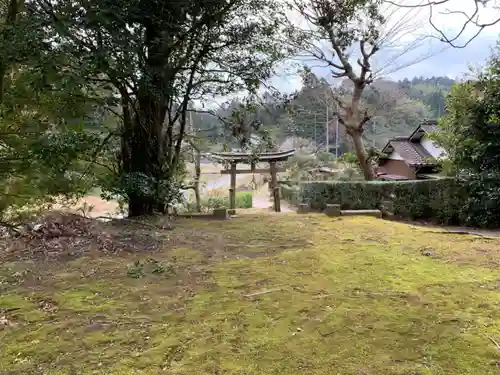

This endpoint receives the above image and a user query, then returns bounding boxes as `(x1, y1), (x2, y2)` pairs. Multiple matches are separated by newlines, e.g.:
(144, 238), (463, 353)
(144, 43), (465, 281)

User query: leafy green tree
(286, 69), (333, 144)
(397, 76), (454, 118)
(434, 45), (500, 227)
(0, 0), (105, 226)
(25, 0), (297, 216)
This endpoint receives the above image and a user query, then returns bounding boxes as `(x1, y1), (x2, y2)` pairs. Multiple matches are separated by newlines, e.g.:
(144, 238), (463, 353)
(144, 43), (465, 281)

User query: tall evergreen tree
(25, 0), (298, 216)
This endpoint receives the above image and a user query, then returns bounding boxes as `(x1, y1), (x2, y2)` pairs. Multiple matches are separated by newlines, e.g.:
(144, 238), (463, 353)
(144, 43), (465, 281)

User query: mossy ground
(1, 214), (499, 374)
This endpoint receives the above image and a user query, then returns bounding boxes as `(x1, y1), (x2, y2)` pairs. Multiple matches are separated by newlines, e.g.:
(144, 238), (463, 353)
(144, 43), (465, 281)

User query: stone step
(340, 209), (382, 218)
(213, 208), (230, 219)
(324, 204), (341, 217)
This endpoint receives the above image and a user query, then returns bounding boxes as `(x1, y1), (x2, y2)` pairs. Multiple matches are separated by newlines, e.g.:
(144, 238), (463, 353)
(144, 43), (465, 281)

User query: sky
(271, 0), (500, 92)
(373, 0), (500, 79)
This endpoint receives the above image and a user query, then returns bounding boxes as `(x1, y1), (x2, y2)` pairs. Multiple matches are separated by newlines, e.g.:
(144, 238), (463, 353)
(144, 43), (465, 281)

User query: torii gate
(210, 149), (295, 213)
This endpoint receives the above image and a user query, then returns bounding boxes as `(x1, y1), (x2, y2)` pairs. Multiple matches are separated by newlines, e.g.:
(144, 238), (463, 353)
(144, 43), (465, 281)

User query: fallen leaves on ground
(0, 212), (160, 262)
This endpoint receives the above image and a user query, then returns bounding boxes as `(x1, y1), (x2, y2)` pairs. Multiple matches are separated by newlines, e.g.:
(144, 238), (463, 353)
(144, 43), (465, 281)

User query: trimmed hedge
(280, 184), (300, 206)
(291, 179), (465, 225)
(280, 178), (500, 228)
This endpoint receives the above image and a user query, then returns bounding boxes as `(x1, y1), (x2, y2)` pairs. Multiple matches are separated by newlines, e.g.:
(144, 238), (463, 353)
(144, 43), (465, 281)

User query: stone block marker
(213, 208), (229, 219)
(380, 200), (395, 218)
(324, 204), (341, 217)
(297, 203), (309, 214)
(340, 209), (382, 218)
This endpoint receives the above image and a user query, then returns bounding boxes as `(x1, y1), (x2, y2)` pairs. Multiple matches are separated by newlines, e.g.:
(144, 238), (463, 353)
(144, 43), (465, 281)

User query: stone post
(213, 208), (229, 219)
(297, 203), (309, 214)
(380, 200), (394, 217)
(324, 204), (341, 217)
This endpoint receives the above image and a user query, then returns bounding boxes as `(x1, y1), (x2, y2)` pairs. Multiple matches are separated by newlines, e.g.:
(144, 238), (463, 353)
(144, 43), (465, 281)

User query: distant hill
(190, 74), (457, 151)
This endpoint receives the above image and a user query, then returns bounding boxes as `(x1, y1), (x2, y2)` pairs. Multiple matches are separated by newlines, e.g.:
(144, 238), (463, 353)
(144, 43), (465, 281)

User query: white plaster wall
(421, 135), (446, 158)
(388, 151), (404, 160)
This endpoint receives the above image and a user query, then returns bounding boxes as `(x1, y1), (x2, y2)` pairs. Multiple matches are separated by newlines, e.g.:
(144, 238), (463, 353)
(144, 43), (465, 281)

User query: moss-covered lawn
(1, 214), (499, 374)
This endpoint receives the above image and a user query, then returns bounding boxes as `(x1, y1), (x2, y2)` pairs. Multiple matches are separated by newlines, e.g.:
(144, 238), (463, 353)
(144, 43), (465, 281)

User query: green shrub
(235, 191), (253, 209)
(456, 171), (500, 228)
(206, 195), (227, 210)
(182, 191), (252, 212)
(430, 48), (500, 228)
(337, 151), (358, 165)
(391, 180), (463, 224)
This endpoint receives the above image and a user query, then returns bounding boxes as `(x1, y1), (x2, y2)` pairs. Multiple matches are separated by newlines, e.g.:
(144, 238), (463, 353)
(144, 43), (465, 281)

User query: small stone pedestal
(213, 208), (229, 219)
(380, 200), (395, 217)
(325, 204), (341, 217)
(297, 203), (309, 214)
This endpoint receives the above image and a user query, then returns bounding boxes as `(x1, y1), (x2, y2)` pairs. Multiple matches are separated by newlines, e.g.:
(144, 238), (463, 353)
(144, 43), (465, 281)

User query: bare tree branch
(383, 0), (500, 48)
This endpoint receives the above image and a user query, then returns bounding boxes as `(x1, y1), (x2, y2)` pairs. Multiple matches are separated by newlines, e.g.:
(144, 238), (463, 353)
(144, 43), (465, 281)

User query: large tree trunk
(121, 26), (168, 217)
(124, 101), (165, 217)
(128, 194), (155, 217)
(350, 129), (374, 180)
(345, 82), (374, 181)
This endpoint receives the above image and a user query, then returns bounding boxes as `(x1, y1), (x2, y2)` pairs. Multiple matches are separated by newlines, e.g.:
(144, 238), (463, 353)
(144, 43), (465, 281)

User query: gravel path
(251, 185), (293, 212)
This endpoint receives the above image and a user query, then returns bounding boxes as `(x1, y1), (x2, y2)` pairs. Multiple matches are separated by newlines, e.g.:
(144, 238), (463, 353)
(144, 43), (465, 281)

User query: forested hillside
(191, 74), (457, 150)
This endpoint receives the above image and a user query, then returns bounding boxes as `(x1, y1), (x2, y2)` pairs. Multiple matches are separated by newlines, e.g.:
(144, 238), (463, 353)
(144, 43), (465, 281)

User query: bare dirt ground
(55, 195), (121, 218)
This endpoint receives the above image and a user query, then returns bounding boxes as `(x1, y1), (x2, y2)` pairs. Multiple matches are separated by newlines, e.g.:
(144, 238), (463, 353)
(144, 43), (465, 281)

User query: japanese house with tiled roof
(377, 120), (446, 181)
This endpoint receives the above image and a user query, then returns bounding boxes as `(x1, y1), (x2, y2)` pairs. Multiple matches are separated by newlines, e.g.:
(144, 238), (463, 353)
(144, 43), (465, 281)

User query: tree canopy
(433, 43), (500, 227)
(0, 0), (302, 218)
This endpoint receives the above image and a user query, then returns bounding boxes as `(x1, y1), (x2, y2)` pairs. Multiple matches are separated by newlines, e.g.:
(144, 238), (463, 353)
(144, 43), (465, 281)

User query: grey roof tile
(389, 140), (436, 166)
